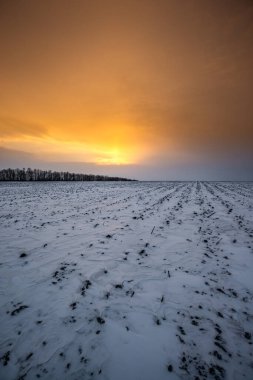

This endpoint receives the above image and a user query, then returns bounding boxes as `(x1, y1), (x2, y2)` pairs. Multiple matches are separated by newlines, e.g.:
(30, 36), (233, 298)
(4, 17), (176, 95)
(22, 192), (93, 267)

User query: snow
(0, 181), (252, 380)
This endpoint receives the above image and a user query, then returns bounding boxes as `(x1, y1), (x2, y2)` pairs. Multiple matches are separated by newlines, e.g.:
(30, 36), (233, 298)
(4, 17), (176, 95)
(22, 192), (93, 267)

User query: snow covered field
(0, 181), (252, 380)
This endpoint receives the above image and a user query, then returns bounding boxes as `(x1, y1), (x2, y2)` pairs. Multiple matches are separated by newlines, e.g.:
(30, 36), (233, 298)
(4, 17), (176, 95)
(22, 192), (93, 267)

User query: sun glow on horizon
(1, 133), (140, 166)
(95, 148), (133, 165)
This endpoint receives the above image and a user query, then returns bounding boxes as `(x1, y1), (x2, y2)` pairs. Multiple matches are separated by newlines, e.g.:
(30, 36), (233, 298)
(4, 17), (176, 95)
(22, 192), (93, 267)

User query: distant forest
(0, 168), (134, 181)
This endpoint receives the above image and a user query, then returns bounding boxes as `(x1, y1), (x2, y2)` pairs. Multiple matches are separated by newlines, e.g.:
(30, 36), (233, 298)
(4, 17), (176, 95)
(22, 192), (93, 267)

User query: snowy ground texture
(0, 181), (253, 380)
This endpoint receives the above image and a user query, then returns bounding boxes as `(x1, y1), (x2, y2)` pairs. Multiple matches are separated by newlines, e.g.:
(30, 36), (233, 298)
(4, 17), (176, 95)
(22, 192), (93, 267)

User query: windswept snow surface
(0, 181), (253, 380)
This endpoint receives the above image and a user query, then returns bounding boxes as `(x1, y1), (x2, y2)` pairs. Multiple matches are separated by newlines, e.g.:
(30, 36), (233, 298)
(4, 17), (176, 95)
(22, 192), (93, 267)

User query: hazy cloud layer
(1, 147), (252, 181)
(0, 117), (47, 138)
(0, 1), (253, 178)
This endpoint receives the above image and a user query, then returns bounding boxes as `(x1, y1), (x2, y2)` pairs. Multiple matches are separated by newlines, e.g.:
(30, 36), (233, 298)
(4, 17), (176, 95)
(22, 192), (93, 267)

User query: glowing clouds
(0, 1), (253, 179)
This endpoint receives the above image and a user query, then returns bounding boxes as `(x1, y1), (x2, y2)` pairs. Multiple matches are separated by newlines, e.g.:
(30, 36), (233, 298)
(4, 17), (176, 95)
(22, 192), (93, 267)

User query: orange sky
(0, 0), (253, 179)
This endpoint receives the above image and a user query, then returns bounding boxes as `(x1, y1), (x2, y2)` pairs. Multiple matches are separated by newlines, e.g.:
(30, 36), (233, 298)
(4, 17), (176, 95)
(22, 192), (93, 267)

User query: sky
(0, 0), (253, 180)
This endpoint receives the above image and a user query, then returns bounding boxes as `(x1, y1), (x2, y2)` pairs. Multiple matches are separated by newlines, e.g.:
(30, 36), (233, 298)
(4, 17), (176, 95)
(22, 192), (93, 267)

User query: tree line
(0, 168), (134, 181)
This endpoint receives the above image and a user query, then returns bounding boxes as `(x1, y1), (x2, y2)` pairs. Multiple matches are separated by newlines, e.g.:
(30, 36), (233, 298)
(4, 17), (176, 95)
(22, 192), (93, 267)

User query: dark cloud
(0, 146), (36, 168)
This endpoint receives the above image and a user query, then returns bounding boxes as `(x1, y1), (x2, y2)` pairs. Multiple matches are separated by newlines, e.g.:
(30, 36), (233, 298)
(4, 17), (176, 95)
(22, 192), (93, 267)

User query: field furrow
(0, 182), (252, 380)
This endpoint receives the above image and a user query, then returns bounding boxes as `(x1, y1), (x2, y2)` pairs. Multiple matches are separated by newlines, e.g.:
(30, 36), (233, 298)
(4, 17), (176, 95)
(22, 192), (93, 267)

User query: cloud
(125, 91), (253, 157)
(1, 146), (252, 181)
(0, 116), (48, 138)
(0, 1), (253, 179)
(0, 146), (36, 168)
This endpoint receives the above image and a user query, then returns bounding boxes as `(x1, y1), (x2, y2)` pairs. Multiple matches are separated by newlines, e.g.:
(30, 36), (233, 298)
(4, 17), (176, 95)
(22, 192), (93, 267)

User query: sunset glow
(96, 148), (132, 166)
(0, 0), (253, 179)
